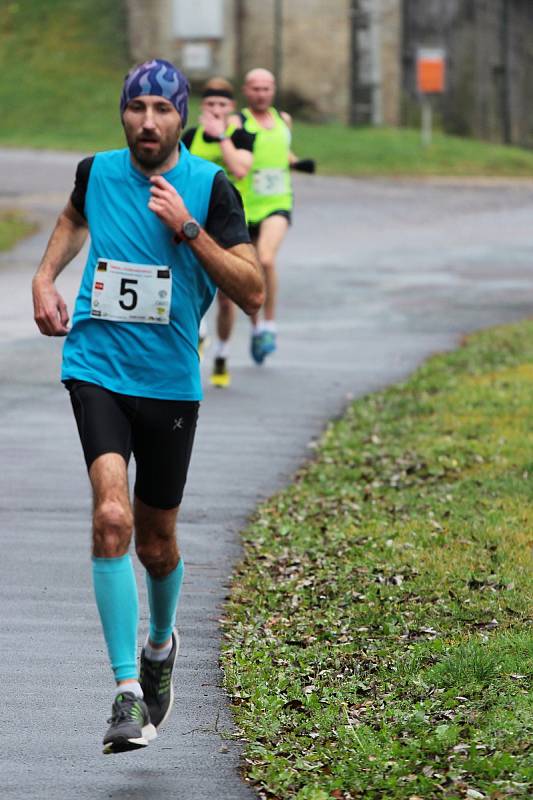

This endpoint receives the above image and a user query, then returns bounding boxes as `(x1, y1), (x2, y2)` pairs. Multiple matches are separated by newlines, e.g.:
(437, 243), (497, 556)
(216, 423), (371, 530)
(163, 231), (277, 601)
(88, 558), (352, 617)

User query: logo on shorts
(173, 417), (184, 431)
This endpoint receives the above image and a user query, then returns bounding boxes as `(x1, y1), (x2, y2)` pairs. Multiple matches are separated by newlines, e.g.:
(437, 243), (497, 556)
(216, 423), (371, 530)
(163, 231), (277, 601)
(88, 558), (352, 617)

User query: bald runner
(230, 68), (315, 365)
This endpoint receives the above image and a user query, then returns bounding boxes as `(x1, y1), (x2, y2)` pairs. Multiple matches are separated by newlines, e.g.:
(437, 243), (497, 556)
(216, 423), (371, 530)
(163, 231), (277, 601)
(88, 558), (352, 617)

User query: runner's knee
(93, 499), (133, 556)
(136, 534), (179, 578)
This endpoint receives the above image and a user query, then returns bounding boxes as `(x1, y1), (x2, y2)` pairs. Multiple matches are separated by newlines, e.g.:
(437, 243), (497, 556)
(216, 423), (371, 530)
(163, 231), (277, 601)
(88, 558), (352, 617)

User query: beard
(125, 127), (181, 170)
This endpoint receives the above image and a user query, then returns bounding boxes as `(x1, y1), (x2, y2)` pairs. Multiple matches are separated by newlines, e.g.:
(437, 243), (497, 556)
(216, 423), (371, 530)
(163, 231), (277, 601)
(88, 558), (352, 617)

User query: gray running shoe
(102, 691), (157, 754)
(140, 630), (179, 729)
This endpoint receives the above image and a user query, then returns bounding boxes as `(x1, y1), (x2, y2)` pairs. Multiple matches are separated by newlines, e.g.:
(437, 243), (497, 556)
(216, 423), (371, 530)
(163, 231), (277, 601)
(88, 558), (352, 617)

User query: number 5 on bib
(91, 259), (172, 325)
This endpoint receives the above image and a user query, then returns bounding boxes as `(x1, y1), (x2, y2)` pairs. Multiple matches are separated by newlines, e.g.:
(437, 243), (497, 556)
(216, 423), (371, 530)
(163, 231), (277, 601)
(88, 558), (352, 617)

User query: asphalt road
(1, 148), (532, 799)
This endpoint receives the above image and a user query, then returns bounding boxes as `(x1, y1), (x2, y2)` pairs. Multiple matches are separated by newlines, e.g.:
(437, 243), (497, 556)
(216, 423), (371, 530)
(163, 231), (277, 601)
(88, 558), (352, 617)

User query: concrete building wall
(126, 0), (174, 63)
(349, 0), (402, 125)
(235, 0), (276, 75)
(125, 0), (402, 125)
(236, 0), (402, 124)
(380, 0), (403, 126)
(259, 0), (350, 121)
(126, 0), (237, 80)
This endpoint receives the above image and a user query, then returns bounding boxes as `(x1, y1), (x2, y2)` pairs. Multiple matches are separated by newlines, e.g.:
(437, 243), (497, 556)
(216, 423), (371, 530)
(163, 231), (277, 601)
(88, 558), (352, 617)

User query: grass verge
(0, 211), (38, 251)
(292, 124), (533, 177)
(222, 320), (533, 800)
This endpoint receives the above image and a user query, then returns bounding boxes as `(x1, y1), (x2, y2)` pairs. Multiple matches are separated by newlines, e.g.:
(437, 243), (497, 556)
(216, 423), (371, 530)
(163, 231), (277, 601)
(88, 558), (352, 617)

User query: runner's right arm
(217, 133), (253, 179)
(200, 111), (254, 179)
(32, 200), (88, 336)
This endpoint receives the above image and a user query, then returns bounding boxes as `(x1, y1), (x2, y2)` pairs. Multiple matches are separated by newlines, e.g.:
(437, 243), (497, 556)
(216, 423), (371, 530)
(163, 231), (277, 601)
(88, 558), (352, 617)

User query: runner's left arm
(148, 174), (264, 316)
(280, 110), (316, 172)
(280, 111), (299, 166)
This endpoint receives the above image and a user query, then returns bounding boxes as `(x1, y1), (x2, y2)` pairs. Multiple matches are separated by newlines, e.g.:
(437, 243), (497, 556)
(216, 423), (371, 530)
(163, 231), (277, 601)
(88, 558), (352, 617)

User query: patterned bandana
(120, 59), (190, 126)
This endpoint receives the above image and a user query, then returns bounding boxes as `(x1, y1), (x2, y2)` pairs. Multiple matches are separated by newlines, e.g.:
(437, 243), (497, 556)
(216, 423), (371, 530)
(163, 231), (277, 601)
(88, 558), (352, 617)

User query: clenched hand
(148, 176), (191, 235)
(32, 276), (70, 336)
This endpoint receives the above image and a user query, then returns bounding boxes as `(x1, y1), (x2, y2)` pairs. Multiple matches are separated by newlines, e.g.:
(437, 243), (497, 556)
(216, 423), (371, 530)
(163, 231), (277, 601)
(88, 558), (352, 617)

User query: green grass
(222, 320), (533, 800)
(0, 0), (198, 152)
(3, 1), (533, 176)
(292, 123), (533, 177)
(0, 211), (38, 251)
(0, 0), (129, 151)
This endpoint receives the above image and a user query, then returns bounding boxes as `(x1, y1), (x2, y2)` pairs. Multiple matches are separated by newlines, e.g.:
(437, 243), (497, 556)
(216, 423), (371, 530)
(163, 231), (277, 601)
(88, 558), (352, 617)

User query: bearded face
(122, 96), (182, 171)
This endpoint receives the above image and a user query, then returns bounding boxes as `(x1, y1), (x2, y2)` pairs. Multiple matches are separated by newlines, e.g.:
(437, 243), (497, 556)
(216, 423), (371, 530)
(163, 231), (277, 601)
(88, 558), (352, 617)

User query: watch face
(182, 220), (200, 240)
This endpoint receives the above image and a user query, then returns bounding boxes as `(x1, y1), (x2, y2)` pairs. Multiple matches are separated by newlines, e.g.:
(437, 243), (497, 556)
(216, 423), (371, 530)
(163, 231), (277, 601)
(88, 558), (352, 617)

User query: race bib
(252, 168), (287, 196)
(91, 259), (172, 325)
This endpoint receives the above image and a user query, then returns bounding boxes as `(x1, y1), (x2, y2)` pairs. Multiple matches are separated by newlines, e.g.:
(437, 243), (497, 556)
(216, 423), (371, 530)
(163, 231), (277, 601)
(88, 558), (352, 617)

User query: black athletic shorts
(248, 209), (292, 240)
(66, 380), (199, 509)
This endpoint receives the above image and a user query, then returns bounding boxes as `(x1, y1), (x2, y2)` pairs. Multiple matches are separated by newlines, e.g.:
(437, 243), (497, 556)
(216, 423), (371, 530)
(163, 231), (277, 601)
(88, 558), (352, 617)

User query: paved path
(1, 148), (532, 799)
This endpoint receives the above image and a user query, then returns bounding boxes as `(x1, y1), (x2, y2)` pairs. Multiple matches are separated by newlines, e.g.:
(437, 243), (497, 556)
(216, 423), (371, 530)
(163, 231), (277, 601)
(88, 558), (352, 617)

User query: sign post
(416, 47), (446, 146)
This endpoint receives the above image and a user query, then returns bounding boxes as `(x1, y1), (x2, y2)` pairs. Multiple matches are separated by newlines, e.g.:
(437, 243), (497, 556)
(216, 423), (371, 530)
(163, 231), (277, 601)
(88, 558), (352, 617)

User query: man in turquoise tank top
(182, 77), (255, 388)
(231, 68), (315, 365)
(31, 59), (264, 755)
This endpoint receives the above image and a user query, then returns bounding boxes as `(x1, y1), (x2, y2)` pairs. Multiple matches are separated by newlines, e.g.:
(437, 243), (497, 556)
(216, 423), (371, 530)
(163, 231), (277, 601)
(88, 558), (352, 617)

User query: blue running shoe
(251, 332), (266, 364)
(251, 331), (277, 365)
(261, 330), (277, 357)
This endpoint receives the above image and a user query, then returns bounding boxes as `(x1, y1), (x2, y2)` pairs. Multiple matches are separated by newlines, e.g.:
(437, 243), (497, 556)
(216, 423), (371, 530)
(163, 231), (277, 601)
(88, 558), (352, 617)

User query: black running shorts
(248, 209), (292, 241)
(66, 380), (199, 509)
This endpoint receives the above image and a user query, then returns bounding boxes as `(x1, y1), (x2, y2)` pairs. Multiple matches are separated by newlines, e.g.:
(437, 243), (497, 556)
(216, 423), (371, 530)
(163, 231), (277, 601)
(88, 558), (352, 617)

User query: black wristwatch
(181, 219), (201, 240)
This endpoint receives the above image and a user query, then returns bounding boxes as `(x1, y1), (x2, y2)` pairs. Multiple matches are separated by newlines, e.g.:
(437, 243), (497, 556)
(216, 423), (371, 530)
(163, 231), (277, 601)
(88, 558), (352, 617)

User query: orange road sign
(417, 48), (446, 94)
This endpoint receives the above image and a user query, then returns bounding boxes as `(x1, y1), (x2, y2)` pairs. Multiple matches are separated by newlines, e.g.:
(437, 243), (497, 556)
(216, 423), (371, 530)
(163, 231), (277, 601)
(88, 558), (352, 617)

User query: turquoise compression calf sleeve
(146, 558), (184, 644)
(92, 554), (139, 682)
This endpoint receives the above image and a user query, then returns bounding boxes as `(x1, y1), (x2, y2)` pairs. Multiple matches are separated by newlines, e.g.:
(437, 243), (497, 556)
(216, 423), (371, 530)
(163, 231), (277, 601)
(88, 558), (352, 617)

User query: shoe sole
(103, 723), (157, 754)
(252, 346), (276, 364)
(210, 376), (231, 388)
